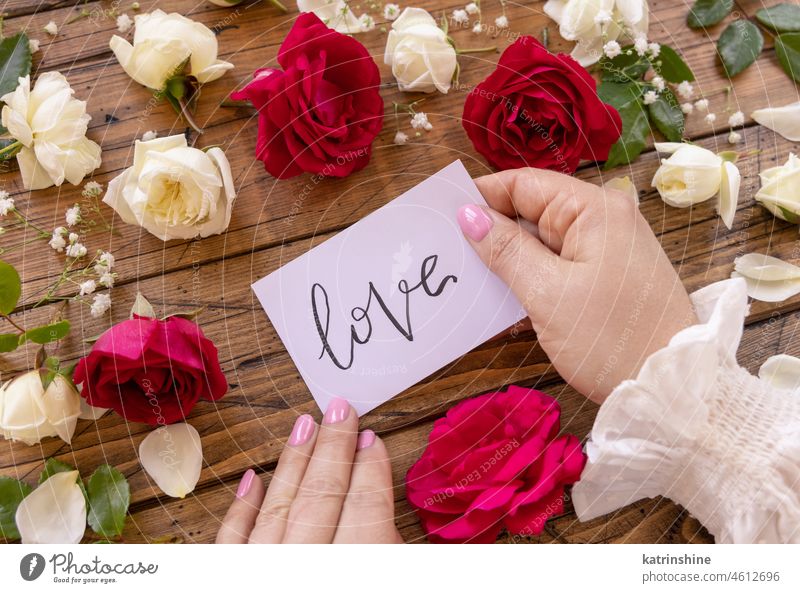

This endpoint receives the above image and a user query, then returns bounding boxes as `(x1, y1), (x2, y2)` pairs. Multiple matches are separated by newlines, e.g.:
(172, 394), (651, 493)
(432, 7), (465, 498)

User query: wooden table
(1, 0), (798, 544)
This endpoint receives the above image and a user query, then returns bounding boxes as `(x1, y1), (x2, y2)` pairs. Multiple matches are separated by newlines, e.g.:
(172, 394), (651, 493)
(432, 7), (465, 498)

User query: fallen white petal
(139, 423), (202, 498)
(78, 395), (110, 420)
(16, 470), (86, 544)
(751, 102), (800, 142)
(604, 176), (639, 205)
(759, 354), (800, 391)
(717, 161), (741, 229)
(130, 292), (156, 319)
(653, 142), (685, 155)
(734, 253), (800, 282)
(730, 272), (800, 302)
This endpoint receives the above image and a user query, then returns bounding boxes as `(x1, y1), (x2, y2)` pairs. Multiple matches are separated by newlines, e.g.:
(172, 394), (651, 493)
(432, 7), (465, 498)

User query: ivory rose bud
(755, 153), (800, 223)
(0, 73), (101, 190)
(109, 9), (233, 90)
(384, 7), (457, 94)
(0, 371), (81, 445)
(651, 143), (724, 207)
(102, 135), (236, 241)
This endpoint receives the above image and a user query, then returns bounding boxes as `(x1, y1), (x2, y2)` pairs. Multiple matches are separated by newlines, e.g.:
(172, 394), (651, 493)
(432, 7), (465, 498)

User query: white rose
(109, 9), (233, 90)
(0, 371), (81, 445)
(0, 73), (101, 191)
(384, 7), (457, 94)
(755, 153), (800, 223)
(544, 0), (649, 66)
(297, 0), (363, 33)
(102, 135), (236, 241)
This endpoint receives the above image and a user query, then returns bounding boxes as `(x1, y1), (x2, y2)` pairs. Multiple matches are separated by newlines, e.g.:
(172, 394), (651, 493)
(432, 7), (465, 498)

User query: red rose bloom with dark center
(462, 36), (621, 174)
(406, 386), (586, 543)
(74, 316), (228, 425)
(232, 12), (383, 179)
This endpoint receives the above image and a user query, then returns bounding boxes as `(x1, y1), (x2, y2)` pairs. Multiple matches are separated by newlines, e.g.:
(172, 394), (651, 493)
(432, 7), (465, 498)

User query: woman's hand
(458, 167), (698, 403)
(216, 397), (403, 543)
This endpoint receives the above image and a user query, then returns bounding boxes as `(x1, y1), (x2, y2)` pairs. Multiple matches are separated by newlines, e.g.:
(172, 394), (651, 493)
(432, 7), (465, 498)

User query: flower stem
(456, 46), (497, 55)
(0, 140), (22, 159)
(267, 0), (288, 12)
(178, 97), (205, 135)
(0, 312), (25, 333)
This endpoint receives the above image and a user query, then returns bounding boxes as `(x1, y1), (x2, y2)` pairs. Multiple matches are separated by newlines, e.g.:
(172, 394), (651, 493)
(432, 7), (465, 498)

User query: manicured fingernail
(288, 414), (315, 446)
(236, 469), (256, 498)
(323, 396), (351, 425)
(457, 204), (493, 242)
(357, 430), (376, 450)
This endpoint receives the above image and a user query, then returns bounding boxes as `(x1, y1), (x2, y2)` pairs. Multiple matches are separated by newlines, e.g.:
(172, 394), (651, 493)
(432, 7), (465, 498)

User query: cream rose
(0, 371), (81, 445)
(0, 73), (101, 191)
(384, 7), (457, 94)
(102, 135), (236, 241)
(755, 153), (800, 223)
(544, 0), (649, 66)
(109, 9), (233, 90)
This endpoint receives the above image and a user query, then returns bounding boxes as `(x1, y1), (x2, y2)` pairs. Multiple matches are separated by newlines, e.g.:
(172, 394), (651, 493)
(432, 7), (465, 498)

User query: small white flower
(651, 76), (665, 92)
(465, 2), (479, 15)
(452, 9), (469, 25)
(44, 21), (58, 36)
(410, 112), (433, 131)
(68, 232), (79, 243)
(28, 39), (40, 53)
(83, 181), (103, 196)
(65, 242), (87, 259)
(472, 22), (483, 33)
(728, 110), (745, 127)
(494, 15), (509, 29)
(634, 35), (648, 57)
(603, 40), (622, 59)
(728, 131), (742, 144)
(117, 13), (134, 33)
(393, 131), (409, 145)
(648, 42), (661, 58)
(681, 102), (694, 114)
(0, 196), (14, 216)
(705, 113), (717, 124)
(359, 14), (375, 32)
(79, 280), (96, 296)
(383, 3), (400, 20)
(594, 10), (612, 26)
(99, 272), (115, 288)
(643, 91), (658, 105)
(694, 98), (709, 112)
(677, 81), (694, 100)
(141, 130), (158, 141)
(49, 232), (66, 252)
(90, 293), (112, 318)
(65, 205), (81, 227)
(98, 251), (115, 269)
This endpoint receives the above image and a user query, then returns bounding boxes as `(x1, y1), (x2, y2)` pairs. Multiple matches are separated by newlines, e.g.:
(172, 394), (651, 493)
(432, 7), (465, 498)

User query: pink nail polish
(323, 396), (351, 425)
(236, 469), (256, 498)
(288, 414), (315, 446)
(357, 430), (376, 450)
(457, 204), (493, 242)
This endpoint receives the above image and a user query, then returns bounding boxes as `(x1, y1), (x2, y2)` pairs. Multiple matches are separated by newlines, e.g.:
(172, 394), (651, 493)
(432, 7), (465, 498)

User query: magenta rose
(405, 386), (586, 543)
(74, 316), (228, 425)
(231, 12), (383, 179)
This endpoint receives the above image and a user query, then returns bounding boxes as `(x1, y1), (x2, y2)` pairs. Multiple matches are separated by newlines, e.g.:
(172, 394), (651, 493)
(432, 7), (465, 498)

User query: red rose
(74, 316), (228, 425)
(405, 386), (586, 543)
(231, 13), (383, 179)
(462, 37), (621, 174)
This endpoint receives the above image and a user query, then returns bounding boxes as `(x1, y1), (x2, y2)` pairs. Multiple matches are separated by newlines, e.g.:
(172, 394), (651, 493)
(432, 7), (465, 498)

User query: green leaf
(718, 19), (764, 77)
(687, 0), (734, 28)
(0, 260), (21, 315)
(0, 33), (32, 99)
(597, 80), (643, 109)
(756, 4), (800, 33)
(604, 98), (650, 170)
(0, 332), (19, 352)
(600, 48), (651, 83)
(0, 476), (32, 541)
(647, 88), (685, 142)
(654, 45), (696, 83)
(86, 465), (130, 538)
(20, 319), (70, 345)
(775, 32), (800, 82)
(38, 458), (76, 484)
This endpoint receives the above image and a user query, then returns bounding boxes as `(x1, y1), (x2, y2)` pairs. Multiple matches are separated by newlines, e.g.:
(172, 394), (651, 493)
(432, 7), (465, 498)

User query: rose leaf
(756, 4), (800, 33)
(776, 32), (800, 82)
(86, 465), (130, 538)
(0, 33), (32, 98)
(0, 477), (32, 541)
(718, 19), (764, 77)
(687, 0), (734, 29)
(0, 260), (21, 315)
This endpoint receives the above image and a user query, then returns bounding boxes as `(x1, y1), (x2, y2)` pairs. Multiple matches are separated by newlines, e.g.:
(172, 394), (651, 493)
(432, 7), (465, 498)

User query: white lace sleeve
(572, 277), (800, 543)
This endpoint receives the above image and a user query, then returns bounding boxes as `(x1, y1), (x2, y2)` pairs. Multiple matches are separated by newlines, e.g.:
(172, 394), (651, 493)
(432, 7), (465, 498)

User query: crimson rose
(231, 13), (383, 179)
(74, 316), (228, 425)
(406, 386), (586, 543)
(462, 36), (621, 174)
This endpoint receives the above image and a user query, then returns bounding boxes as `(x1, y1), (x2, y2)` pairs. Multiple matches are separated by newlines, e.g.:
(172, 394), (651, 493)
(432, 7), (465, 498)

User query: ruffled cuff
(572, 278), (800, 543)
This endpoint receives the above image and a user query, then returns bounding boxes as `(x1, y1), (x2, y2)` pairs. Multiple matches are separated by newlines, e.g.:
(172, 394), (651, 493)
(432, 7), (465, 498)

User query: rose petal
(139, 423), (202, 498)
(16, 470), (86, 543)
(752, 102), (800, 142)
(717, 160), (741, 229)
(759, 354), (800, 391)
